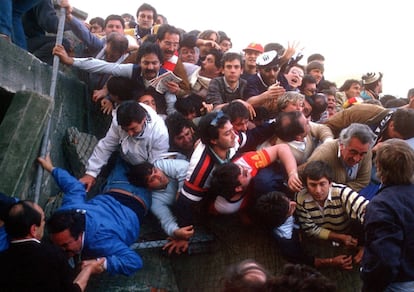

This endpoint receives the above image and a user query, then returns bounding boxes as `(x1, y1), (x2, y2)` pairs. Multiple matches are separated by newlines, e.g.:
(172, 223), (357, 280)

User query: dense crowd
(1, 1), (414, 291)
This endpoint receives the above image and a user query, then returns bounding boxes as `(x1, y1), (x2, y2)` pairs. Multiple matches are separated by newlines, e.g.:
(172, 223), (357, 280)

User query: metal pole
(34, 6), (66, 204)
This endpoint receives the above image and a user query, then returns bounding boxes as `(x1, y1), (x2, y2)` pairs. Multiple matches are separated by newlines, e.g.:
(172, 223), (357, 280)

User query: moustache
(143, 69), (157, 75)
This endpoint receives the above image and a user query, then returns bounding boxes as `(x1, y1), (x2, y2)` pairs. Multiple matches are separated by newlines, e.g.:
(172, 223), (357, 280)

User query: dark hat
(0, 193), (18, 221)
(256, 50), (281, 69)
(306, 61), (324, 73)
(362, 72), (383, 85)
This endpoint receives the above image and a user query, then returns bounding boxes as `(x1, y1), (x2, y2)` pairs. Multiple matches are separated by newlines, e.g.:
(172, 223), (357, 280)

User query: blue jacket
(52, 167), (143, 276)
(361, 184), (414, 291)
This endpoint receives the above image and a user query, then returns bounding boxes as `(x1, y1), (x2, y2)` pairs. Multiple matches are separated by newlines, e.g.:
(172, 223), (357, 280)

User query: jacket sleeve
(52, 168), (87, 206)
(205, 78), (224, 106)
(72, 58), (135, 77)
(68, 16), (104, 53)
(92, 238), (143, 276)
(85, 121), (122, 177)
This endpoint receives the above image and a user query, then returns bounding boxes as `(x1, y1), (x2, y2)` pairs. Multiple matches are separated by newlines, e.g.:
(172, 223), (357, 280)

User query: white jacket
(85, 103), (169, 178)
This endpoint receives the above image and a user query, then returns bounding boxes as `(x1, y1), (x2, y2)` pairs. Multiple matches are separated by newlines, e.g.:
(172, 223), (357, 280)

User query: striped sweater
(295, 182), (368, 239)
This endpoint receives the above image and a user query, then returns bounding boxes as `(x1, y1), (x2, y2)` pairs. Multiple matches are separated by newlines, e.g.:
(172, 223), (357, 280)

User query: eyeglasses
(210, 111), (224, 126)
(264, 66), (280, 73)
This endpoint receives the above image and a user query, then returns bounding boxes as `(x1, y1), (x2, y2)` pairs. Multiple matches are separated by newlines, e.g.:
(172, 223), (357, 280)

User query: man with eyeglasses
(243, 50), (286, 117)
(156, 24), (191, 97)
(298, 123), (376, 192)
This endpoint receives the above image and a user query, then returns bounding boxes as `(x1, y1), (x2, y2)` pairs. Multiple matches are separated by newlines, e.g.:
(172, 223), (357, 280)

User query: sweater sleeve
(72, 58), (135, 77)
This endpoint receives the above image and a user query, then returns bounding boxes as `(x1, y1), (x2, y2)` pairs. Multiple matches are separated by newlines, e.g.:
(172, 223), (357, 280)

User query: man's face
(285, 66), (304, 88)
(90, 23), (103, 34)
(340, 137), (370, 167)
(140, 53), (161, 80)
(298, 113), (310, 138)
(302, 99), (313, 118)
(137, 10), (154, 29)
(122, 119), (146, 138)
(306, 177), (331, 205)
(223, 59), (242, 84)
(158, 33), (180, 61)
(146, 167), (169, 190)
(220, 40), (232, 52)
(179, 46), (197, 64)
(309, 68), (323, 84)
(201, 54), (220, 77)
(303, 82), (317, 97)
(232, 117), (249, 133)
(259, 66), (279, 86)
(244, 50), (261, 68)
(104, 43), (123, 62)
(104, 20), (124, 35)
(237, 165), (252, 190)
(345, 83), (361, 99)
(139, 94), (156, 112)
(173, 126), (195, 151)
(50, 229), (83, 258)
(211, 121), (236, 150)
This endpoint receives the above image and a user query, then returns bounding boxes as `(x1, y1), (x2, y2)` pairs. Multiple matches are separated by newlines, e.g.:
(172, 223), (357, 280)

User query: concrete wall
(0, 38), (87, 205)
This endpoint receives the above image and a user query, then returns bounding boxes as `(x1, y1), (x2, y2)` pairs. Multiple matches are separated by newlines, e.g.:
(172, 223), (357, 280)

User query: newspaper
(149, 71), (182, 94)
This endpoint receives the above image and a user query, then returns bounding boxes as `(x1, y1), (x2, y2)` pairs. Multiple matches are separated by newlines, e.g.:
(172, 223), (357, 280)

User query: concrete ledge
(0, 38), (87, 203)
(0, 91), (52, 199)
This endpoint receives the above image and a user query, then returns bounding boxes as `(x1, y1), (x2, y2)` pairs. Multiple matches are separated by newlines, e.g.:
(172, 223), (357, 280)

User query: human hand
(353, 246), (364, 265)
(267, 83), (285, 99)
(81, 257), (106, 274)
(101, 99), (114, 115)
(203, 40), (221, 50)
(341, 234), (358, 247)
(165, 81), (180, 94)
(173, 225), (194, 240)
(201, 102), (214, 115)
(162, 238), (189, 255)
(332, 255), (353, 270)
(79, 174), (96, 192)
(52, 45), (74, 65)
(281, 40), (302, 62)
(92, 88), (108, 102)
(287, 172), (302, 192)
(37, 154), (54, 173)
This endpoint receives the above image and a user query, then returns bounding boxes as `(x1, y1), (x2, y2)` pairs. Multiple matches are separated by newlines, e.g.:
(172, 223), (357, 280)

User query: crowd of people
(1, 1), (414, 291)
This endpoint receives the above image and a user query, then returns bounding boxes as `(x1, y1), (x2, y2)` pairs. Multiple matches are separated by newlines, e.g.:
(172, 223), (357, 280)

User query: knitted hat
(256, 50), (281, 69)
(243, 42), (264, 53)
(361, 72), (383, 85)
(306, 61), (324, 73)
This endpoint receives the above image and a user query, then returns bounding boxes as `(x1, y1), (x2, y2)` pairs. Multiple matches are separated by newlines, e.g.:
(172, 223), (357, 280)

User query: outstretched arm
(264, 144), (302, 192)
